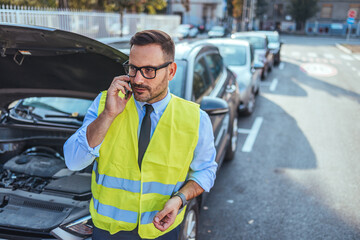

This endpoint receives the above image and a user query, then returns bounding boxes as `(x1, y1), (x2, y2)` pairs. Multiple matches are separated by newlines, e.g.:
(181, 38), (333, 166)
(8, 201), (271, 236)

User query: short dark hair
(130, 30), (175, 61)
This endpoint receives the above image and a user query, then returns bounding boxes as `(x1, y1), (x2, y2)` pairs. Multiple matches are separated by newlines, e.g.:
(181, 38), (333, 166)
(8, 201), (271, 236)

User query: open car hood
(0, 24), (128, 108)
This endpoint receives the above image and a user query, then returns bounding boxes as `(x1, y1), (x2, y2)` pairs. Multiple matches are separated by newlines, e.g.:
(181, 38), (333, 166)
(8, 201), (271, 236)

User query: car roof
(197, 38), (250, 47)
(257, 30), (279, 36)
(232, 31), (267, 39)
(175, 41), (219, 60)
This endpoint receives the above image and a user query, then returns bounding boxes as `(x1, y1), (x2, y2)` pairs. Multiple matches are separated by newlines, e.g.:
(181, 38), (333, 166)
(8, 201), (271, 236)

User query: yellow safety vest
(89, 91), (200, 239)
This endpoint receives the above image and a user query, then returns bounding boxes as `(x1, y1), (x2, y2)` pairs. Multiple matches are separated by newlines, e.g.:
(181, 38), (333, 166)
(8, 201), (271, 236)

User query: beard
(131, 73), (169, 103)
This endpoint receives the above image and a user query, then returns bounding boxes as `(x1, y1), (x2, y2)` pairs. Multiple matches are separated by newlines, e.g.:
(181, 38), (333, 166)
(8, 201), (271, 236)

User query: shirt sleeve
(63, 93), (102, 171)
(187, 109), (218, 192)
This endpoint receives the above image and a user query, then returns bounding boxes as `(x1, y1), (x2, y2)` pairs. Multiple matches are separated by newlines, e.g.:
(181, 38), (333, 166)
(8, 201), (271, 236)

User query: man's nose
(133, 70), (145, 84)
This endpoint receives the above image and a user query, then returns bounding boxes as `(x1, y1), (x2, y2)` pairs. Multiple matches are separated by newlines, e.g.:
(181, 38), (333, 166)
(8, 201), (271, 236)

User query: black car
(0, 24), (240, 240)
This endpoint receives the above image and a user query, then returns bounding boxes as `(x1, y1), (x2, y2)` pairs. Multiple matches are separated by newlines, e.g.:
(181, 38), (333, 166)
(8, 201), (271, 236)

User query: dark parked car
(170, 41), (241, 239)
(0, 24), (240, 240)
(258, 30), (282, 65)
(198, 38), (262, 115)
(231, 31), (274, 80)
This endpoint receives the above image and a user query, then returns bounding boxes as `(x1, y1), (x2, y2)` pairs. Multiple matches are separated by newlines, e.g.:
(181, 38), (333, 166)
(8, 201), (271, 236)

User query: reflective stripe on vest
(90, 92), (200, 239)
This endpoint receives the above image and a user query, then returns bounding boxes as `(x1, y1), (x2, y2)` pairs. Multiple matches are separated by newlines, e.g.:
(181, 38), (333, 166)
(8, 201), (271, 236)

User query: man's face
(128, 44), (176, 104)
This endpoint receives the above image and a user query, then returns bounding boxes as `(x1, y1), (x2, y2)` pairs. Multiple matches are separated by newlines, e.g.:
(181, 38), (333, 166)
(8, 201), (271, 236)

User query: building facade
(166, 0), (226, 30)
(259, 0), (360, 36)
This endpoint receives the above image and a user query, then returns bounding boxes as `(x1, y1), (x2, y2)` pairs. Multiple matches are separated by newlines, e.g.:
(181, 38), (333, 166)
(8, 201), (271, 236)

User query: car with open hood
(0, 23), (128, 239)
(0, 24), (239, 240)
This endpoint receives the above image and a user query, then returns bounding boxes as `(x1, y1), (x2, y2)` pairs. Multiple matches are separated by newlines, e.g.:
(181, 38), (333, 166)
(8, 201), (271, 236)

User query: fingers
(108, 75), (132, 96)
(153, 208), (176, 232)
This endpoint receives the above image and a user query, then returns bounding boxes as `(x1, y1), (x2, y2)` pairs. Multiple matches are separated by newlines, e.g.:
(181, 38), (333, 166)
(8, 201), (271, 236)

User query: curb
(336, 43), (352, 54)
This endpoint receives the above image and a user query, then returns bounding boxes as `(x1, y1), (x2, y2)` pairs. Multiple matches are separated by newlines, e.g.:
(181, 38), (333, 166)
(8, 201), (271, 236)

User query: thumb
(154, 208), (170, 223)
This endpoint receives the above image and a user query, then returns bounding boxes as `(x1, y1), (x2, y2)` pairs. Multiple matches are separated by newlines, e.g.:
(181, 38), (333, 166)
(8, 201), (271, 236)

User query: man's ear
(168, 62), (177, 81)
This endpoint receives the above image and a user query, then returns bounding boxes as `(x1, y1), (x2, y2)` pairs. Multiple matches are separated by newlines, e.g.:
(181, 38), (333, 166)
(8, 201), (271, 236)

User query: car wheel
(243, 92), (255, 116)
(179, 199), (199, 240)
(225, 115), (239, 161)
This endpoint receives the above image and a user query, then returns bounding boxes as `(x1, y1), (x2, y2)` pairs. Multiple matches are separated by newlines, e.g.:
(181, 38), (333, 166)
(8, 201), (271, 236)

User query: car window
(204, 53), (223, 84)
(193, 58), (212, 101)
(217, 45), (246, 66)
(169, 60), (186, 98)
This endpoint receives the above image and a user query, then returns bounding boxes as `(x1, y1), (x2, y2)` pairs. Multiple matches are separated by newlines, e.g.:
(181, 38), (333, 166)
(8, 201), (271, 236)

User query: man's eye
(129, 66), (137, 71)
(143, 68), (155, 74)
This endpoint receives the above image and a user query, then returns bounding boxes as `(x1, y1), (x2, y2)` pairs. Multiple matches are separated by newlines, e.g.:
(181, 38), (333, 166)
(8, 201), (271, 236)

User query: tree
(0, 0), (56, 7)
(288, 0), (319, 31)
(107, 0), (167, 36)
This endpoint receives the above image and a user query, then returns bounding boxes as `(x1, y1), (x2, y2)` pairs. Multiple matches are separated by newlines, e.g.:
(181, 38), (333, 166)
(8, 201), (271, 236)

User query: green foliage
(0, 0), (56, 7)
(288, 0), (319, 30)
(255, 0), (267, 18)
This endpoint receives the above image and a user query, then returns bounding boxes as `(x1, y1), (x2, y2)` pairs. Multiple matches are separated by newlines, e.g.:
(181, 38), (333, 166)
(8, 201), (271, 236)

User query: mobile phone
(125, 82), (131, 100)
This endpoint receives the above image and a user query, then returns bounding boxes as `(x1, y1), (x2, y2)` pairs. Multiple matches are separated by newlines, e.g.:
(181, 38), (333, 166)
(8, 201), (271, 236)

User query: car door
(203, 52), (238, 165)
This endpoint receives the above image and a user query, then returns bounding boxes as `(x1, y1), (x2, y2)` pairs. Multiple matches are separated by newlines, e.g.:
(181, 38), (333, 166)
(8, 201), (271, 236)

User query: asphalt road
(198, 35), (360, 240)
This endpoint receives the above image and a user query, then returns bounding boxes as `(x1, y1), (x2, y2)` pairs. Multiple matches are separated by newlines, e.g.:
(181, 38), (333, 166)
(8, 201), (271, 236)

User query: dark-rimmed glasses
(122, 60), (172, 79)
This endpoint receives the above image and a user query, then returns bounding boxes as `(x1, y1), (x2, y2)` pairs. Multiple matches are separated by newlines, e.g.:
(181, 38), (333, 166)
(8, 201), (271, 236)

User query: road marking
(270, 78), (278, 92)
(279, 62), (285, 70)
(340, 54), (354, 61)
(241, 117), (264, 152)
(323, 53), (335, 59)
(300, 63), (338, 77)
(238, 129), (251, 134)
(307, 52), (317, 57)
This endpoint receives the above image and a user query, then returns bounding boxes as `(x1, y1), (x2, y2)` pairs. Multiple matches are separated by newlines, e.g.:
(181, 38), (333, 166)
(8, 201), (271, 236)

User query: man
(64, 30), (217, 240)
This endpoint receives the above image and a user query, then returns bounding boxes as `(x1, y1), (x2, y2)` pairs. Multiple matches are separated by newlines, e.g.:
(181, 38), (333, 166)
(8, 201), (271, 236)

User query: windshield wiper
(44, 114), (84, 121)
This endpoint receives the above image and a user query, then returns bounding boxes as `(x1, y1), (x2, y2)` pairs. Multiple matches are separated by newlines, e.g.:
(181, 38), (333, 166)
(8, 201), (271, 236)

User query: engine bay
(0, 146), (91, 199)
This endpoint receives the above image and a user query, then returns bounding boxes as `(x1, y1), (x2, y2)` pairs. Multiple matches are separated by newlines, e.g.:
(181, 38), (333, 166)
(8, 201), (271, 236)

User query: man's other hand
(152, 196), (182, 232)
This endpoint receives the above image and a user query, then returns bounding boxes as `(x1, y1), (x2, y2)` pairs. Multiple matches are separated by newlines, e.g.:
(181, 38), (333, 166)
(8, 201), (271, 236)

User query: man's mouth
(132, 85), (150, 93)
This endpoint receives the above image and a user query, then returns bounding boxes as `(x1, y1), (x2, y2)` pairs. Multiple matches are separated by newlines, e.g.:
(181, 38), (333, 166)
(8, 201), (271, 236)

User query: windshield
(169, 60), (186, 98)
(235, 36), (265, 49)
(22, 97), (92, 115)
(218, 45), (246, 66)
(10, 97), (93, 126)
(211, 26), (224, 32)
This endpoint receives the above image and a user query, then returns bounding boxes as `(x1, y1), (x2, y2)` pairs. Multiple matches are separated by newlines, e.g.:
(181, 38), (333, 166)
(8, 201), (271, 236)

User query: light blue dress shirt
(64, 90), (217, 192)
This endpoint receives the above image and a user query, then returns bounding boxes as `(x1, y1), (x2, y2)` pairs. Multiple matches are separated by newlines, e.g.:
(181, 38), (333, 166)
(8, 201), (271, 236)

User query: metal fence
(0, 4), (181, 39)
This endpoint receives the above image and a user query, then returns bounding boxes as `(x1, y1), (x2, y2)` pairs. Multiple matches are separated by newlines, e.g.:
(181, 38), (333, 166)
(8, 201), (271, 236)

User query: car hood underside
(0, 24), (128, 108)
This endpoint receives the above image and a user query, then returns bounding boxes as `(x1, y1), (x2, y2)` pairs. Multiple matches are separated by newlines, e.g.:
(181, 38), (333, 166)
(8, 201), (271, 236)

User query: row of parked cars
(0, 23), (281, 239)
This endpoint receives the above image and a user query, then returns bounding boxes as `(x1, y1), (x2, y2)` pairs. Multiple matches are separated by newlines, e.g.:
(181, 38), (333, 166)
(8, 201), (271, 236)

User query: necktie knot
(144, 104), (154, 116)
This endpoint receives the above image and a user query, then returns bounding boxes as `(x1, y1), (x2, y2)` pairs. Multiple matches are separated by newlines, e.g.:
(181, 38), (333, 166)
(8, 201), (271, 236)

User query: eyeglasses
(123, 60), (172, 79)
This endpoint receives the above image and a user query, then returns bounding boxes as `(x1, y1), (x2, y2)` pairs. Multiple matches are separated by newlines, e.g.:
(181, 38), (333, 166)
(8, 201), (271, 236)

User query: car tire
(179, 199), (199, 240)
(243, 92), (255, 116)
(224, 114), (239, 162)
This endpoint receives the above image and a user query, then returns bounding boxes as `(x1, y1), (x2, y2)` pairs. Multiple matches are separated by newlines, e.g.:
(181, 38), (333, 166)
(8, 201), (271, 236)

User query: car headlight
(63, 215), (93, 236)
(51, 216), (93, 239)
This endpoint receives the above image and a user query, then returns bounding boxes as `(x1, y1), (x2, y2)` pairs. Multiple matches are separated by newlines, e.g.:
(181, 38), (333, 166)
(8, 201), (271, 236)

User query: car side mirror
(200, 96), (229, 115)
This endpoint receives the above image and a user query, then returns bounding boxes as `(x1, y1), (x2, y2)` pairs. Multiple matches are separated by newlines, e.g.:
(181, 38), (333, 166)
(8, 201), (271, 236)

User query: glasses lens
(140, 67), (156, 79)
(124, 65), (136, 77)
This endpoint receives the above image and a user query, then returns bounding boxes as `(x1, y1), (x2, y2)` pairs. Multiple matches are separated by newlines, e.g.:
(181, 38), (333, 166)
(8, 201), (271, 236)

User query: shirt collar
(134, 88), (171, 115)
